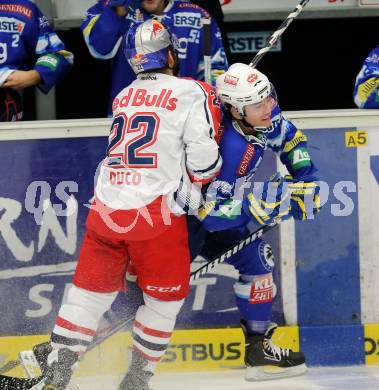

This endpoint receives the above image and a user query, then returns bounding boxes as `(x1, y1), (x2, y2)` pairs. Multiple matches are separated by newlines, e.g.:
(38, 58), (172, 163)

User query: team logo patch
(39, 15), (49, 28)
(259, 242), (275, 271)
(151, 20), (164, 37)
(290, 147), (311, 170)
(224, 75), (239, 86)
(215, 199), (242, 220)
(249, 273), (274, 304)
(247, 73), (258, 84)
(36, 54), (59, 70)
(0, 17), (25, 34)
(133, 53), (148, 68)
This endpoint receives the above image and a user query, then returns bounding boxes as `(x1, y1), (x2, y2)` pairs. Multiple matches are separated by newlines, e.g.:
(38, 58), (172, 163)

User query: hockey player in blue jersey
(195, 62), (321, 381)
(81, 0), (228, 115)
(0, 0), (73, 121)
(354, 45), (379, 109)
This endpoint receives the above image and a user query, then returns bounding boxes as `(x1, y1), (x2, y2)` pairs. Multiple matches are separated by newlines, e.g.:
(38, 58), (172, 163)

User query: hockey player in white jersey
(0, 19), (222, 390)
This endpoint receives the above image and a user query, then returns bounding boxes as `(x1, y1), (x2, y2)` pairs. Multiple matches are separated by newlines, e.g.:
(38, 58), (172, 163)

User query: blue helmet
(124, 19), (178, 75)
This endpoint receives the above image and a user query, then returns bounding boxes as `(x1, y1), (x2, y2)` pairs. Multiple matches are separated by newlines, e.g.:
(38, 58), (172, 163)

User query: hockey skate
(32, 345), (78, 390)
(118, 350), (154, 390)
(241, 320), (306, 381)
(0, 346), (78, 390)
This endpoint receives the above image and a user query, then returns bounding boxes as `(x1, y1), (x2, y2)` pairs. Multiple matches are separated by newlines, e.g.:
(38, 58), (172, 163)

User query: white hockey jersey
(95, 73), (222, 211)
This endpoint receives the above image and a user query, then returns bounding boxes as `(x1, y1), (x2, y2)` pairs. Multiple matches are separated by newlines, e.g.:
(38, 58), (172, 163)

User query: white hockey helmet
(216, 63), (274, 116)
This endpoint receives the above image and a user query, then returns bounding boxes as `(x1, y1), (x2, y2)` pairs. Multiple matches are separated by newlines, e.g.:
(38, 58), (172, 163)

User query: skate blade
(0, 359), (20, 374)
(245, 363), (307, 381)
(19, 350), (41, 378)
(29, 379), (80, 390)
(30, 381), (45, 390)
(219, 364), (246, 370)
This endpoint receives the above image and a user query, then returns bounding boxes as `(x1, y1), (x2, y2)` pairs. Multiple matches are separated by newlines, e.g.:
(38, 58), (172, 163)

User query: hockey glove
(108, 0), (141, 11)
(243, 178), (291, 226)
(286, 175), (321, 220)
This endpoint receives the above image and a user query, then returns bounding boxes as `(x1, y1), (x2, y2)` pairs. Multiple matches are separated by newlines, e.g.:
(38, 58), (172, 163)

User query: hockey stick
(202, 17), (212, 84)
(0, 222), (278, 388)
(0, 359), (20, 374)
(249, 0), (310, 68)
(190, 221), (278, 282)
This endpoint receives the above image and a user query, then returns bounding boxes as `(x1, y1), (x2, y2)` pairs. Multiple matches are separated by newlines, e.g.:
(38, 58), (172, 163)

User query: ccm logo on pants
(146, 285), (182, 293)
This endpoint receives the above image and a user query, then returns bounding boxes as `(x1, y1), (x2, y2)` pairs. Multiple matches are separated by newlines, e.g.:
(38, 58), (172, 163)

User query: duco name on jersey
(0, 17), (25, 33)
(109, 171), (142, 186)
(174, 12), (201, 28)
(113, 88), (177, 112)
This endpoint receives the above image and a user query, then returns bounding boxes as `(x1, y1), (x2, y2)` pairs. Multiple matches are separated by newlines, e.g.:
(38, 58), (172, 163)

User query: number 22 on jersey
(106, 112), (160, 168)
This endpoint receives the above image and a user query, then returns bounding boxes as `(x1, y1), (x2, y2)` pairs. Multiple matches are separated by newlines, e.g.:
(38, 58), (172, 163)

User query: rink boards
(0, 109), (379, 369)
(2, 324), (379, 377)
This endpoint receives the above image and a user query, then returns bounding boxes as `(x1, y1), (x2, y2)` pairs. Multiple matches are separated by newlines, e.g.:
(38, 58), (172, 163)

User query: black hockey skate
(41, 347), (78, 390)
(32, 342), (52, 376)
(119, 350), (154, 390)
(241, 320), (306, 381)
(0, 343), (78, 390)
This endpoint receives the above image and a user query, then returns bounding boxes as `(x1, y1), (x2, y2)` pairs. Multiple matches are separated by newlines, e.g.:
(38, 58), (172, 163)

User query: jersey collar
(232, 120), (267, 146)
(151, 0), (174, 20)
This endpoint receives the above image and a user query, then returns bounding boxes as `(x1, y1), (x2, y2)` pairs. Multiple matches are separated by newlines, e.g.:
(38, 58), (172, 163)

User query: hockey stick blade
(0, 359), (20, 374)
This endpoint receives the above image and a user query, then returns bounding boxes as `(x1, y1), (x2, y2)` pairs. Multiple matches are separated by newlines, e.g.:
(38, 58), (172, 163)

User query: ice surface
(72, 366), (379, 390)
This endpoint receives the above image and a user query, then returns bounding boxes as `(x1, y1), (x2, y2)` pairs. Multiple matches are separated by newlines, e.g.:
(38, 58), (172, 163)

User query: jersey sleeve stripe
(191, 153), (221, 175)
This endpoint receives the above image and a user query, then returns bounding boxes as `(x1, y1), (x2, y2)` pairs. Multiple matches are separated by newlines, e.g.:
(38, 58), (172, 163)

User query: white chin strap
(254, 126), (269, 133)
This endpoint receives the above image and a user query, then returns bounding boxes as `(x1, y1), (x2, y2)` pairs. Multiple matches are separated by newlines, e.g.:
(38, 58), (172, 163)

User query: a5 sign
(106, 112), (160, 168)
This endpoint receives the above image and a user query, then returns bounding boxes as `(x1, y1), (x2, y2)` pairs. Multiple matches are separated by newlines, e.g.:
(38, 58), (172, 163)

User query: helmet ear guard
(123, 19), (179, 75)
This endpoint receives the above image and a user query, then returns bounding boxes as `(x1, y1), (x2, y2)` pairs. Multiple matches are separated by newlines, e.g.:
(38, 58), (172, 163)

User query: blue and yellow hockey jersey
(0, 0), (73, 93)
(199, 105), (317, 231)
(354, 45), (379, 109)
(81, 0), (228, 114)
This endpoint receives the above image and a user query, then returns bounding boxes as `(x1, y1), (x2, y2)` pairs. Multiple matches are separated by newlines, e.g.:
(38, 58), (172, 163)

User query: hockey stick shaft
(249, 0), (310, 68)
(190, 221), (278, 282)
(202, 17), (212, 84)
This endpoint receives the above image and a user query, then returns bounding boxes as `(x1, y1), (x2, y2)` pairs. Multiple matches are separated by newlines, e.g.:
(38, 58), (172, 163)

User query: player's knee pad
(142, 293), (185, 321)
(231, 239), (275, 276)
(134, 294), (184, 334)
(60, 285), (118, 328)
